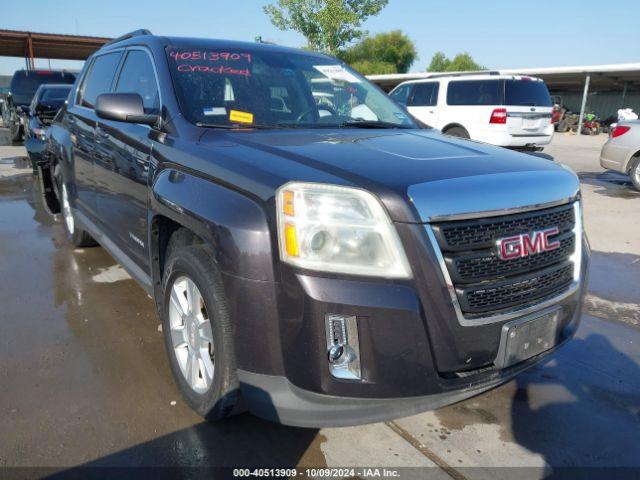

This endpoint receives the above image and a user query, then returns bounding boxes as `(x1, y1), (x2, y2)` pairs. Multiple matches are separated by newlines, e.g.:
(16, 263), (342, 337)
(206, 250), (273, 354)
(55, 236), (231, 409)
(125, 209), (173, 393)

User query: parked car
(24, 84), (73, 174)
(42, 30), (589, 427)
(600, 121), (640, 190)
(5, 69), (75, 142)
(389, 73), (554, 150)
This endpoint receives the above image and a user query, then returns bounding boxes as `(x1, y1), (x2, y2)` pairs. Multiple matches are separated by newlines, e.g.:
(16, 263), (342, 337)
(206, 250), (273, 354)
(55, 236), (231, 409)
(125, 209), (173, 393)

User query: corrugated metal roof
(0, 29), (111, 61)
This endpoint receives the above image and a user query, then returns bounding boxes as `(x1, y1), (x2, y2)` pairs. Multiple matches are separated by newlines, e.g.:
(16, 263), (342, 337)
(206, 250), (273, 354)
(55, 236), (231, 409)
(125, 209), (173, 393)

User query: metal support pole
(622, 83), (628, 105)
(577, 74), (590, 136)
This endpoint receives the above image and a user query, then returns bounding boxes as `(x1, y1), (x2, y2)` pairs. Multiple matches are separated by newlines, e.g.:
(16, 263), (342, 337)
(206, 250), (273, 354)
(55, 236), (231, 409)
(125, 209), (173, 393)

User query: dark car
(5, 69), (75, 142)
(42, 30), (590, 427)
(24, 84), (73, 174)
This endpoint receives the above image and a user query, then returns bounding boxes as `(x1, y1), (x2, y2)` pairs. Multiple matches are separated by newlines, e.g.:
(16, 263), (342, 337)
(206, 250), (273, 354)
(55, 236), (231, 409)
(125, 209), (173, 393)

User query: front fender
(150, 168), (276, 282)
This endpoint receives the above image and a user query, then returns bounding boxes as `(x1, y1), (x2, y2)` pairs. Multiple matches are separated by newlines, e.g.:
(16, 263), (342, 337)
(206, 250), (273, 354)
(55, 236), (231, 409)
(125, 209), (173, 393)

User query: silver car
(600, 120), (640, 190)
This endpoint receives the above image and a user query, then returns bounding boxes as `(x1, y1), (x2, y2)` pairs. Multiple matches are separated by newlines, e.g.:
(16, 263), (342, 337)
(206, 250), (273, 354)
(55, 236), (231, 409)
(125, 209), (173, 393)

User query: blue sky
(2, 0), (639, 75)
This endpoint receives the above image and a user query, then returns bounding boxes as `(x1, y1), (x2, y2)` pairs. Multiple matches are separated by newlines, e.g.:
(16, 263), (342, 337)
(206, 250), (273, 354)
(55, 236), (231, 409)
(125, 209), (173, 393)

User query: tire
(630, 157), (640, 192)
(161, 241), (240, 420)
(57, 174), (97, 247)
(9, 119), (22, 143)
(444, 126), (470, 139)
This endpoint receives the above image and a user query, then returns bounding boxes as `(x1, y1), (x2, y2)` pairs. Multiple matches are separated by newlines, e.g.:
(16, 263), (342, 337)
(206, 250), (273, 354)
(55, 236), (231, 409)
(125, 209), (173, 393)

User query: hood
(200, 128), (579, 222)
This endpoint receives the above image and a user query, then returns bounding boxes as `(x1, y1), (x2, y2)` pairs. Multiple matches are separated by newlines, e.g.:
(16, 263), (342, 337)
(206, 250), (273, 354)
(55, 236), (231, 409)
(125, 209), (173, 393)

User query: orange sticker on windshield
(229, 110), (254, 124)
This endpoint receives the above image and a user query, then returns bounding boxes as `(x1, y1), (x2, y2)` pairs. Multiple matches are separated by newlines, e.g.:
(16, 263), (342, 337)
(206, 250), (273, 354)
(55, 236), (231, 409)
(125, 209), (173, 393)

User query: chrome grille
(430, 202), (578, 319)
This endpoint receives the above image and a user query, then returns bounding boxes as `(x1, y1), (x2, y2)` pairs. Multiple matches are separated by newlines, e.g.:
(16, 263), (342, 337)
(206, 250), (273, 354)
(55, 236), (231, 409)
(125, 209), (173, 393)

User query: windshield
(505, 80), (552, 107)
(166, 46), (416, 129)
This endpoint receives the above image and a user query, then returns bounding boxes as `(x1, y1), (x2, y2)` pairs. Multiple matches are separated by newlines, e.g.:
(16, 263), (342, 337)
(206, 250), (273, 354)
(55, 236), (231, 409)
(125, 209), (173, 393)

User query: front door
(94, 49), (160, 273)
(407, 82), (440, 128)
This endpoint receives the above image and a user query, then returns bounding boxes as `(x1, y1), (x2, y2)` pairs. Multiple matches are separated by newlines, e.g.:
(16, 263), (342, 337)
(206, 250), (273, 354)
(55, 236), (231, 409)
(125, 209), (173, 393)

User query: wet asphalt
(0, 129), (638, 478)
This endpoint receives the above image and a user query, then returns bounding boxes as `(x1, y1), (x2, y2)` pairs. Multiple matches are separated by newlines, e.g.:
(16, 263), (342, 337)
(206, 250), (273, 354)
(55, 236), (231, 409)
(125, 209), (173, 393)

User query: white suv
(389, 73), (554, 149)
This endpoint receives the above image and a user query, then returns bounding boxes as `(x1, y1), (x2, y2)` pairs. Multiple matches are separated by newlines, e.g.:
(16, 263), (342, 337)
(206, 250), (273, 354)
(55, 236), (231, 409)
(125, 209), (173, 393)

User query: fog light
(325, 314), (361, 380)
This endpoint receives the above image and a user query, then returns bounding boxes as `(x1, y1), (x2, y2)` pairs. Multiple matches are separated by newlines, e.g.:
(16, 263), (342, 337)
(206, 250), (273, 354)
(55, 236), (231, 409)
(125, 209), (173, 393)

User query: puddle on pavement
(0, 141), (328, 469)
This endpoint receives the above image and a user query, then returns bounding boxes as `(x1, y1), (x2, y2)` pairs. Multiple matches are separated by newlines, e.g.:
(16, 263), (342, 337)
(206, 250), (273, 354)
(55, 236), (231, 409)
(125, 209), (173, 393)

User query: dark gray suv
(42, 30), (590, 427)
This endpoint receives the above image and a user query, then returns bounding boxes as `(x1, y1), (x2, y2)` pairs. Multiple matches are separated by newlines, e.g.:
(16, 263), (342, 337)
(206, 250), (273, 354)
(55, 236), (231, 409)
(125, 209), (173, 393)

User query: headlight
(276, 182), (412, 279)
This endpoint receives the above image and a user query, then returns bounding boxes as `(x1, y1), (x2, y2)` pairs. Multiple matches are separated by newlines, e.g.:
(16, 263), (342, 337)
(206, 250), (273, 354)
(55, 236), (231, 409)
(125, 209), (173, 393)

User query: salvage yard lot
(0, 129), (638, 477)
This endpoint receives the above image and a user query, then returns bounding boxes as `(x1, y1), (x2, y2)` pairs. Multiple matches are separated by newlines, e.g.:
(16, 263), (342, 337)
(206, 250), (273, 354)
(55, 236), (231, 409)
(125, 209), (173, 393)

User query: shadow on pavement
(511, 327), (640, 474)
(577, 170), (640, 199)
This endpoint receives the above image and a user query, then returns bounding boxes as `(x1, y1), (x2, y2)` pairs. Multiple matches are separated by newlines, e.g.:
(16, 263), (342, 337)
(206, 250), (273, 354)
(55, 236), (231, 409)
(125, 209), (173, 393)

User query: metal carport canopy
(367, 63), (640, 91)
(0, 29), (110, 62)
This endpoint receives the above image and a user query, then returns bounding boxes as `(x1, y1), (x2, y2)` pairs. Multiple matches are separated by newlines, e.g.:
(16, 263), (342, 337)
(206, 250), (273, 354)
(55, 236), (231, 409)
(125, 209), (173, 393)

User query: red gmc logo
(497, 227), (560, 260)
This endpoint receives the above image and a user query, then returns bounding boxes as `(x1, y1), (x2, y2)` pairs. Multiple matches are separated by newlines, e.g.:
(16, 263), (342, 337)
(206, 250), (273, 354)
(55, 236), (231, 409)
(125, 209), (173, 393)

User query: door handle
(96, 128), (109, 140)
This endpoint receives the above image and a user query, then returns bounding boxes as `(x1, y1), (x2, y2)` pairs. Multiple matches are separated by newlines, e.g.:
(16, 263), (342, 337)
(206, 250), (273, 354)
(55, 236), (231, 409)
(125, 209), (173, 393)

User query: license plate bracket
(495, 308), (561, 369)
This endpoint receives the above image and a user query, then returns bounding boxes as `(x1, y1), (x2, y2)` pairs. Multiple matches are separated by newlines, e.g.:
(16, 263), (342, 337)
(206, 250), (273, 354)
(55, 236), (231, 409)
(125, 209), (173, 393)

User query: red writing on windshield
(169, 51), (252, 63)
(176, 64), (251, 76)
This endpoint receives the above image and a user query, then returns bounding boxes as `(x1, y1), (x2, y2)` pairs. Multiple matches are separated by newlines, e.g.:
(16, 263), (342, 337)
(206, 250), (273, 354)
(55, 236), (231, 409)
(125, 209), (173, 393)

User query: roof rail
(103, 29), (152, 47)
(426, 70), (500, 79)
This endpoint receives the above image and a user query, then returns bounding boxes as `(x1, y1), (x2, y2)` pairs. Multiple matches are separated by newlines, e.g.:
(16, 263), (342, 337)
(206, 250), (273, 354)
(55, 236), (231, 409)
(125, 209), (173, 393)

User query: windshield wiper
(195, 122), (239, 129)
(196, 122), (287, 130)
(339, 120), (410, 129)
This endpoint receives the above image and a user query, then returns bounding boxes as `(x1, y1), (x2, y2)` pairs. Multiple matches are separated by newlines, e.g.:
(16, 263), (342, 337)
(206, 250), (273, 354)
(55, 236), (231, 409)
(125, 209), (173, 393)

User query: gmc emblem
(497, 227), (560, 260)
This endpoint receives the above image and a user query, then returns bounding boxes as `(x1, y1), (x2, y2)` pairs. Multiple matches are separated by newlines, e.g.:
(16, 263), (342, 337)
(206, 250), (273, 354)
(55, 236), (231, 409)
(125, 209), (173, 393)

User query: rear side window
(389, 84), (411, 106)
(409, 82), (439, 107)
(447, 80), (501, 106)
(79, 52), (122, 108)
(505, 80), (552, 107)
(115, 50), (160, 114)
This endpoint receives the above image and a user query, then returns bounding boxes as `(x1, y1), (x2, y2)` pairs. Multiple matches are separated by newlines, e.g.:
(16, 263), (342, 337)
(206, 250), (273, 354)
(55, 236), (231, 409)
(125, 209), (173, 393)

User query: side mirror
(95, 93), (158, 126)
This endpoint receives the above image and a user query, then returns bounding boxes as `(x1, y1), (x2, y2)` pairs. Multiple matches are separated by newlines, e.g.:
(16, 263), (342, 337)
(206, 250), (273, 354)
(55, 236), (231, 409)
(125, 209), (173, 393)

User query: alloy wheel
(168, 276), (215, 394)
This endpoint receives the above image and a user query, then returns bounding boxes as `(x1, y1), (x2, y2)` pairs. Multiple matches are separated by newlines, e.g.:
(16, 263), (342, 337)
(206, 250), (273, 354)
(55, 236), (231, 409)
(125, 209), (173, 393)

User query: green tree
(349, 59), (397, 75)
(427, 51), (450, 72)
(427, 51), (485, 72)
(263, 0), (389, 55)
(341, 30), (417, 74)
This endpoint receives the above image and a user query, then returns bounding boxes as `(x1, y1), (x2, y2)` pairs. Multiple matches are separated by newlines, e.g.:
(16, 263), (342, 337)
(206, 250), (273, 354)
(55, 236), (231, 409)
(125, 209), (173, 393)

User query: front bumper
(224, 235), (590, 427)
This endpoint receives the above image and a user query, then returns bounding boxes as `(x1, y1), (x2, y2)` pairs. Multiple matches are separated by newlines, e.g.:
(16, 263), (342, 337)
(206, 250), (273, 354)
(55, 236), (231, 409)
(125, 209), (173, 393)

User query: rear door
(94, 48), (160, 272)
(504, 78), (553, 137)
(406, 82), (439, 127)
(66, 51), (122, 218)
(444, 79), (502, 139)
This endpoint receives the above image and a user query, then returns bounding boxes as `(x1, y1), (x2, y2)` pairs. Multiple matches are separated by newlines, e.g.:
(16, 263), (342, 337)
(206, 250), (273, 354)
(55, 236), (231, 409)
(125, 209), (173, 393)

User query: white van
(389, 73), (554, 149)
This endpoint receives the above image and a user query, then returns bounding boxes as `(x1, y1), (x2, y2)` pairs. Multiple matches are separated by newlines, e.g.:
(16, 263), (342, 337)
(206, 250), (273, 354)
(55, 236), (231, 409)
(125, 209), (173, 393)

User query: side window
(79, 52), (122, 108)
(115, 50), (160, 114)
(409, 82), (439, 107)
(446, 80), (502, 106)
(389, 84), (411, 106)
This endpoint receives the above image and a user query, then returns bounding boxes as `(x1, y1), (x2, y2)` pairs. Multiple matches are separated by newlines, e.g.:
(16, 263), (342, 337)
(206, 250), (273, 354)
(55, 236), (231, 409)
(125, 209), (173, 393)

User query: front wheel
(161, 242), (240, 420)
(9, 119), (22, 143)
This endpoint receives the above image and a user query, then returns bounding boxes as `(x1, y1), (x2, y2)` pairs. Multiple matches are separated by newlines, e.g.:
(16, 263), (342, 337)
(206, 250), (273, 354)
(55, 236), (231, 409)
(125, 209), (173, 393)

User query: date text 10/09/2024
(232, 468), (402, 478)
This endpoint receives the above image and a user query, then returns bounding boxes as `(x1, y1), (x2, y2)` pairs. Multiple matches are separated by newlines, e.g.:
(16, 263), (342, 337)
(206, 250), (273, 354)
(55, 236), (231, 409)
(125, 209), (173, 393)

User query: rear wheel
(161, 242), (240, 420)
(630, 157), (640, 191)
(59, 177), (97, 247)
(444, 126), (470, 139)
